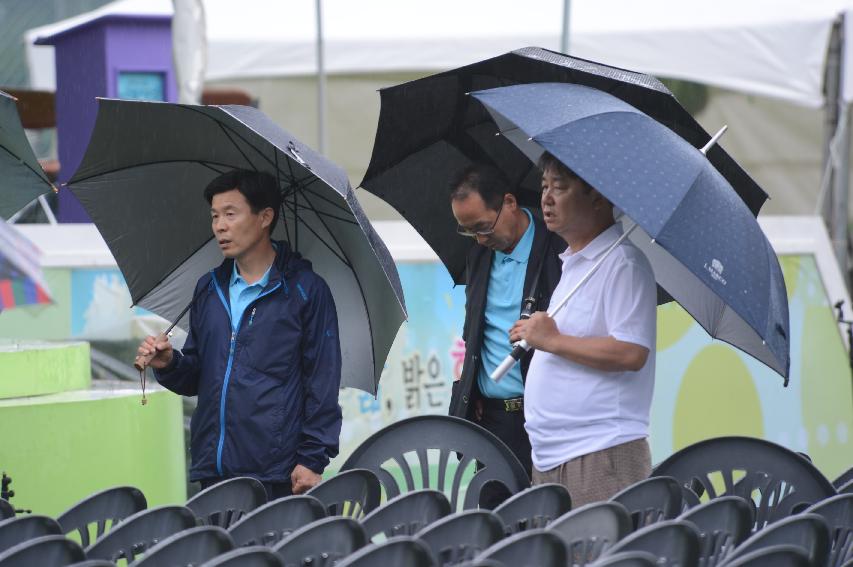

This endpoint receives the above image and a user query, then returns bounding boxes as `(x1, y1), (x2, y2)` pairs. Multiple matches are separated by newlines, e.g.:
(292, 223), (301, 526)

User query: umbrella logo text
(705, 258), (727, 285)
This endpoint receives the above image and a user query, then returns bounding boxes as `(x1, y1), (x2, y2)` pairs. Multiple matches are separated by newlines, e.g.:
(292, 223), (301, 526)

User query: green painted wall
(0, 387), (186, 517)
(0, 341), (90, 399)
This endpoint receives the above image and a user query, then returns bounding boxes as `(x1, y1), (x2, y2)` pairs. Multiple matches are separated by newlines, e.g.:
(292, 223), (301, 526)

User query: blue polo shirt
(477, 209), (534, 399)
(229, 261), (272, 331)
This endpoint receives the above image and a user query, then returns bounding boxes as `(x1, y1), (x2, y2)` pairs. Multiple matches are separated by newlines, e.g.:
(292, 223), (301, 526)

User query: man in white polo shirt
(509, 152), (657, 506)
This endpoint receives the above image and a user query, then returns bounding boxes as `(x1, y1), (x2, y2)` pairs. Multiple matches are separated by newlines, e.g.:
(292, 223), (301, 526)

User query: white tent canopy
(24, 0), (853, 108)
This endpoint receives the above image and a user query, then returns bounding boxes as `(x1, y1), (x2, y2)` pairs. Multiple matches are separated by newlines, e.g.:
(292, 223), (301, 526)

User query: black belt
(480, 396), (524, 412)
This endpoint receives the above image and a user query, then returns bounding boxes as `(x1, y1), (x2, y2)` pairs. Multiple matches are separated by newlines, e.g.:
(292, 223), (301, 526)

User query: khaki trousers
(531, 438), (651, 507)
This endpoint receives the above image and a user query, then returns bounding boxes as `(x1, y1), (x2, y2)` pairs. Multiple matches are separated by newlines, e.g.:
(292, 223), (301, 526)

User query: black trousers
(200, 477), (292, 500)
(475, 397), (533, 508)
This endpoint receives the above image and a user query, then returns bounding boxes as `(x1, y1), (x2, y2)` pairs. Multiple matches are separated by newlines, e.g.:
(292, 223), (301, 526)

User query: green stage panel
(0, 387), (186, 517)
(0, 341), (90, 400)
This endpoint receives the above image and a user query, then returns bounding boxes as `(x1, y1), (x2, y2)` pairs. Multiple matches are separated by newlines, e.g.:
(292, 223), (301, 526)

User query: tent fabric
(22, 0), (853, 107)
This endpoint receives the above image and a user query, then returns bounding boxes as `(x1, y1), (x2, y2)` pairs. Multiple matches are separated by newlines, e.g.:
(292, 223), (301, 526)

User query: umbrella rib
(275, 151), (294, 251)
(215, 122), (258, 171)
(289, 202), (358, 225)
(281, 199), (350, 267)
(0, 143), (52, 188)
(134, 234), (217, 306)
(68, 159), (246, 185)
(299, 185), (357, 217)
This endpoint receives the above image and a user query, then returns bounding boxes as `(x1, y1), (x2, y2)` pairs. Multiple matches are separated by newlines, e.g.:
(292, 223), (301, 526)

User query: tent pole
(561, 0), (571, 53)
(832, 15), (851, 286)
(316, 0), (327, 155)
(823, 19), (840, 234)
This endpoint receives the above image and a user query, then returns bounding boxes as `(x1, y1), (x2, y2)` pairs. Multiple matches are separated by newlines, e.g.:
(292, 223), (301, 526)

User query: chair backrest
(336, 536), (437, 567)
(0, 535), (85, 567)
(591, 550), (659, 567)
(652, 437), (837, 528)
(833, 467), (853, 490)
(493, 483), (572, 535)
(0, 515), (61, 554)
(85, 505), (198, 563)
(67, 560), (120, 566)
(678, 495), (753, 567)
(0, 501), (13, 522)
(724, 513), (830, 567)
(272, 517), (367, 567)
(199, 545), (284, 566)
(804, 494), (853, 567)
(340, 415), (530, 510)
(227, 495), (326, 547)
(129, 525), (234, 566)
(611, 476), (682, 529)
(839, 480), (853, 495)
(56, 486), (147, 547)
(605, 519), (700, 567)
(361, 489), (451, 541)
(718, 543), (811, 567)
(185, 477), (267, 528)
(416, 509), (505, 565)
(475, 529), (568, 567)
(305, 469), (381, 518)
(547, 501), (633, 565)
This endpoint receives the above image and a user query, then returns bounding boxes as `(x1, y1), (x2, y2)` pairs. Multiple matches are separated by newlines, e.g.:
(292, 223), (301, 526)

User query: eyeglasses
(456, 200), (504, 239)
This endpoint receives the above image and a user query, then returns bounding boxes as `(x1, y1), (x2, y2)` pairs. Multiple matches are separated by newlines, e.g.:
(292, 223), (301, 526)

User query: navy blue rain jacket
(154, 241), (342, 482)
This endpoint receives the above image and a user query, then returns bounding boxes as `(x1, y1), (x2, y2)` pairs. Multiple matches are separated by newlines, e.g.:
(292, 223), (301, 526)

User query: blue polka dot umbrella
(473, 83), (789, 383)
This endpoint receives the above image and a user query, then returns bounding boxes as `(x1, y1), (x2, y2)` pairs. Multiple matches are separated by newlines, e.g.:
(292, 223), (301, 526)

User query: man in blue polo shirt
(137, 170), (342, 499)
(448, 164), (563, 505)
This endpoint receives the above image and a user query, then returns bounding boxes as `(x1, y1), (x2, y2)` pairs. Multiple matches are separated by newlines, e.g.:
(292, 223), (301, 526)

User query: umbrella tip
(59, 182), (67, 188)
(700, 125), (729, 155)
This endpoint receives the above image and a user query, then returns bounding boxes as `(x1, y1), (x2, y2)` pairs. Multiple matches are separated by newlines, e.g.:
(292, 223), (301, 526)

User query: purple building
(36, 15), (177, 222)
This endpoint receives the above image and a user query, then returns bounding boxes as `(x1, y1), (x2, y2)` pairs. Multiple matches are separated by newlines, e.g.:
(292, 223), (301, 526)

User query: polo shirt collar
(560, 222), (622, 262)
(496, 208), (535, 264)
(230, 260), (273, 288)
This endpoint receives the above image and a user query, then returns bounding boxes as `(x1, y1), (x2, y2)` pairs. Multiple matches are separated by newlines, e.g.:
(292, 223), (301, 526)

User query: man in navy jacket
(137, 170), (342, 498)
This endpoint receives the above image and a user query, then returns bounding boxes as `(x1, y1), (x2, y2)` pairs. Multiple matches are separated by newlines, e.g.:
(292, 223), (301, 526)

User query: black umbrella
(360, 47), (767, 284)
(0, 90), (54, 219)
(68, 99), (406, 394)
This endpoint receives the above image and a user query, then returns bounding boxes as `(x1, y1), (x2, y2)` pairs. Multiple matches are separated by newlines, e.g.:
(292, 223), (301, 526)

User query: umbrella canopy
(68, 99), (406, 394)
(0, 90), (54, 219)
(0, 219), (51, 312)
(471, 82), (789, 381)
(360, 47), (768, 285)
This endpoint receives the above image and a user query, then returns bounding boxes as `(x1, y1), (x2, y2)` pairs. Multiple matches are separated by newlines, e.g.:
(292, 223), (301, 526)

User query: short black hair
(204, 170), (282, 234)
(448, 164), (512, 211)
(537, 152), (593, 195)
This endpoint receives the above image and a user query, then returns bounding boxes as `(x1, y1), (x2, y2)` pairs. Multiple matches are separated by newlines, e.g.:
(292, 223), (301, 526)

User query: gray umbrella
(67, 99), (406, 394)
(0, 90), (54, 219)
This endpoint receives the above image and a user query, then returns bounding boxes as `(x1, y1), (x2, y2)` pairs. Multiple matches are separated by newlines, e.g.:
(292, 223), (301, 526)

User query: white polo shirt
(524, 223), (657, 471)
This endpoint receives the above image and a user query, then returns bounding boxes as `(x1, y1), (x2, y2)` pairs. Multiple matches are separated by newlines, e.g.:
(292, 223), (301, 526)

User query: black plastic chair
(803, 493), (853, 567)
(185, 477), (267, 528)
(547, 501), (633, 565)
(129, 525), (234, 566)
(56, 486), (147, 547)
(227, 495), (326, 547)
(336, 536), (437, 567)
(678, 495), (753, 567)
(604, 519), (701, 566)
(68, 560), (119, 567)
(719, 543), (811, 567)
(0, 535), (85, 566)
(652, 437), (837, 528)
(591, 551), (659, 566)
(416, 509), (505, 565)
(0, 502), (12, 522)
(85, 505), (198, 563)
(361, 489), (451, 541)
(200, 545), (284, 566)
(0, 515), (62, 553)
(474, 528), (568, 567)
(305, 469), (382, 518)
(493, 483), (571, 535)
(340, 415), (530, 510)
(610, 476), (682, 530)
(273, 516), (367, 567)
(724, 512), (830, 567)
(839, 480), (853, 495)
(833, 467), (853, 490)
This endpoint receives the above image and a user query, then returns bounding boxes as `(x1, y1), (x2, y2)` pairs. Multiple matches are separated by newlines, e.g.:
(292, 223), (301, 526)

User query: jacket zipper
(211, 273), (282, 475)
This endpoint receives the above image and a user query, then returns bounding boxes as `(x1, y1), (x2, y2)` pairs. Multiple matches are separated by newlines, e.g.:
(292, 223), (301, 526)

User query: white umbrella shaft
(490, 222), (638, 381)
